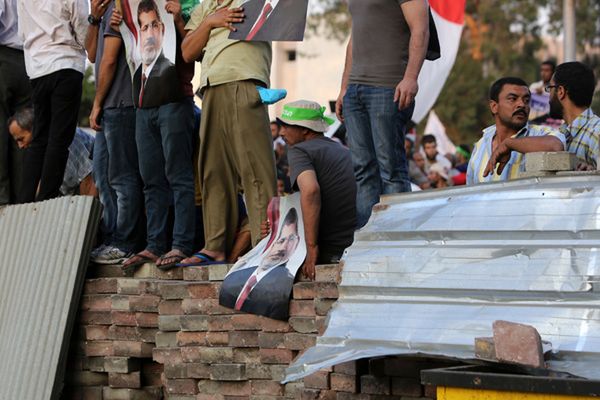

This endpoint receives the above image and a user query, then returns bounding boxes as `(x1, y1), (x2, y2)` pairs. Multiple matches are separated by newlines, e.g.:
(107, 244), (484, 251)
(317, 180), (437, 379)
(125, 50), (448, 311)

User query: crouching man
(276, 100), (357, 279)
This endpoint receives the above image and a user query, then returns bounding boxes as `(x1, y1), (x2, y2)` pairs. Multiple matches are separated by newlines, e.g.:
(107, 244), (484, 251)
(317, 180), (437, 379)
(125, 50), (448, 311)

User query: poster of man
(118, 0), (180, 107)
(228, 0), (309, 42)
(219, 194), (307, 321)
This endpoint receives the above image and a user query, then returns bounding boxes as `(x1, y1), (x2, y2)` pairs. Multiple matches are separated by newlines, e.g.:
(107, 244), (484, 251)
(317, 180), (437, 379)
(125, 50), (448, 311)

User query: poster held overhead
(220, 193), (307, 321)
(229, 0), (309, 42)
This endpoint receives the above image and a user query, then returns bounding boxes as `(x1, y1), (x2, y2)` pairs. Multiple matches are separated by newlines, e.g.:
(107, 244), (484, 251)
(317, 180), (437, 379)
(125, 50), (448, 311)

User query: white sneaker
(92, 246), (132, 265)
(90, 244), (108, 259)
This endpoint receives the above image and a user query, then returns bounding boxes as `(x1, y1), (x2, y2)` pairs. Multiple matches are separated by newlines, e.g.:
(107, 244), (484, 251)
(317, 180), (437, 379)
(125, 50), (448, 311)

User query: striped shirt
(560, 108), (600, 169)
(467, 124), (566, 185)
(61, 128), (94, 195)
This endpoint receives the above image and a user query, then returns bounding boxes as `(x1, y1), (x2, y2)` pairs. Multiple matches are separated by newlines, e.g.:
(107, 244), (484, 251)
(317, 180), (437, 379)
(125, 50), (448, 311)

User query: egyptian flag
(413, 0), (466, 123)
(119, 0), (138, 44)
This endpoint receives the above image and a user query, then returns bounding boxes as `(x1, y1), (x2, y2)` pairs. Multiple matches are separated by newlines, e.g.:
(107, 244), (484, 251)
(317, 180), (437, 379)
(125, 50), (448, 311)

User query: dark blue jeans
(93, 130), (116, 245)
(136, 98), (195, 256)
(104, 106), (144, 252)
(343, 84), (414, 228)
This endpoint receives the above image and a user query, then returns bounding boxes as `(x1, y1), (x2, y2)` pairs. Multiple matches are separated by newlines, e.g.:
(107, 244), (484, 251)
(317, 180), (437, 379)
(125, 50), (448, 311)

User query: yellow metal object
(438, 387), (597, 400)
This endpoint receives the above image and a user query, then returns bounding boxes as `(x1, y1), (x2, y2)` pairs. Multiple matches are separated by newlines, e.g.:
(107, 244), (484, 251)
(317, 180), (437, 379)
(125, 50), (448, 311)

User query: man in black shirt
(276, 100), (357, 279)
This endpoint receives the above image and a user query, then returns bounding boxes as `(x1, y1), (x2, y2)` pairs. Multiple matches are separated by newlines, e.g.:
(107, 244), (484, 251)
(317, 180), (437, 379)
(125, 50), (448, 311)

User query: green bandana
(281, 105), (335, 126)
(456, 146), (471, 159)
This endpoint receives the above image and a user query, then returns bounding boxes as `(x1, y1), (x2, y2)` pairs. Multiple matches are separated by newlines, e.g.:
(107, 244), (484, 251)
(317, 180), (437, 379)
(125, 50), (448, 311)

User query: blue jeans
(343, 84), (414, 228)
(93, 130), (117, 245)
(104, 107), (144, 252)
(136, 98), (195, 255)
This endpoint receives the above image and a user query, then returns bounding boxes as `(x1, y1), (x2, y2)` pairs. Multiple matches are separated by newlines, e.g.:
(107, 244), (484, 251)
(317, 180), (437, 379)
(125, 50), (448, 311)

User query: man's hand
(394, 76), (418, 110)
(335, 89), (346, 123)
(206, 6), (245, 31)
(110, 8), (123, 31)
(90, 0), (110, 20)
(89, 102), (103, 131)
(301, 244), (318, 281)
(484, 140), (511, 177)
(260, 219), (270, 240)
(165, 0), (183, 22)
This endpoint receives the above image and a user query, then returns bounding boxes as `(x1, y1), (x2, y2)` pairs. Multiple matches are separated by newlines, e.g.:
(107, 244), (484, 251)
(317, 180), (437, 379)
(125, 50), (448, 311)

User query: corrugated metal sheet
(0, 196), (101, 400)
(285, 175), (600, 382)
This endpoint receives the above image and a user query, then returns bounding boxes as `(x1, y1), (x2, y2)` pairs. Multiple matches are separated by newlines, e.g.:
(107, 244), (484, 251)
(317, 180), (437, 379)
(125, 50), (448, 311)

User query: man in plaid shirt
(548, 61), (600, 169)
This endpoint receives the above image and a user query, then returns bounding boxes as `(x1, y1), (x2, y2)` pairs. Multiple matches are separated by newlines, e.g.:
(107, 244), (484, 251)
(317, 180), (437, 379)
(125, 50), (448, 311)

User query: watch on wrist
(88, 14), (101, 25)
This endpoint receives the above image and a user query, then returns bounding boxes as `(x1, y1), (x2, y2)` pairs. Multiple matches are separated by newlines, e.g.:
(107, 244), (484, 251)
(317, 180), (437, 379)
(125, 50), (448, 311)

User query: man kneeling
(275, 100), (357, 279)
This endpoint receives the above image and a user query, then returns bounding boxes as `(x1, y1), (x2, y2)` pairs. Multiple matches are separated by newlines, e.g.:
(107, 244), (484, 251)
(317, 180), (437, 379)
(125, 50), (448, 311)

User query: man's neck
(426, 153), (437, 162)
(494, 123), (520, 142)
(563, 104), (588, 125)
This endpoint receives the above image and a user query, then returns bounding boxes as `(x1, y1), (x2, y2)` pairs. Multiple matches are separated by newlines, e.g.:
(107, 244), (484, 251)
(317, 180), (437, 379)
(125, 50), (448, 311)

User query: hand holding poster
(219, 193), (307, 321)
(228, 0), (309, 42)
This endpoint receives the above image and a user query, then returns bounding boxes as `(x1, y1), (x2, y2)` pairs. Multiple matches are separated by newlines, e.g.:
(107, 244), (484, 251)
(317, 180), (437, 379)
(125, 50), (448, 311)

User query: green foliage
(78, 66), (95, 128)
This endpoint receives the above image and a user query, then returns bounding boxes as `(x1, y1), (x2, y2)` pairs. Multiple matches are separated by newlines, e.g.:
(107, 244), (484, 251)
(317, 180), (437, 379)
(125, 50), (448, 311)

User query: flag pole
(563, 0), (576, 61)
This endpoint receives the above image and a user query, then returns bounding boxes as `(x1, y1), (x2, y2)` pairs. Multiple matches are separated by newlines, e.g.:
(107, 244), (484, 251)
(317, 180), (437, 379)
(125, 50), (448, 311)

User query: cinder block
(525, 151), (577, 172)
(493, 320), (545, 368)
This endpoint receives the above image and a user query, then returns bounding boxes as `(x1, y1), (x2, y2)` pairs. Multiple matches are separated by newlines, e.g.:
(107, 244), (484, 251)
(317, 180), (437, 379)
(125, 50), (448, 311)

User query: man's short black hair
(489, 77), (529, 102)
(138, 0), (162, 25)
(282, 207), (298, 228)
(7, 107), (34, 132)
(421, 134), (437, 145)
(554, 61), (596, 108)
(542, 60), (556, 72)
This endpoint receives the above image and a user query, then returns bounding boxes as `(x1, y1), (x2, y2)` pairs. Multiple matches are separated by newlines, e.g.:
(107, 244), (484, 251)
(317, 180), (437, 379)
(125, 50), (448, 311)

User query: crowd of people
(1, 0), (599, 280)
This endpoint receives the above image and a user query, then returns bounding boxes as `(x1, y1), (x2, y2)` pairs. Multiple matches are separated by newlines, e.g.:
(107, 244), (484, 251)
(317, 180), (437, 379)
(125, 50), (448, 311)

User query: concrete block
(525, 151), (577, 172)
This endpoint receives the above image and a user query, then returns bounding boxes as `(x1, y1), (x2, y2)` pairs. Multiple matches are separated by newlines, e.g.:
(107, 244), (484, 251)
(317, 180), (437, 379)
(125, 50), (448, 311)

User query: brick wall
(63, 263), (450, 400)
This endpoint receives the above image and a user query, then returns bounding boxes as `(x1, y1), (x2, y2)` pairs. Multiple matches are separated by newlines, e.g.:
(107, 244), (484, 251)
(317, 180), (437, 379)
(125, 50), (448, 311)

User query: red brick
(177, 332), (208, 346)
(108, 371), (141, 389)
(229, 331), (259, 348)
(289, 300), (316, 317)
(181, 315), (210, 331)
(85, 325), (110, 341)
(316, 316), (327, 335)
(138, 280), (161, 295)
(182, 298), (234, 315)
(157, 300), (182, 316)
(210, 364), (246, 381)
(206, 331), (230, 346)
(183, 266), (210, 281)
(260, 316), (292, 333)
(85, 278), (118, 294)
(188, 282), (221, 298)
(159, 282), (190, 299)
(80, 311), (112, 325)
(330, 373), (358, 393)
(152, 348), (183, 365)
(296, 281), (338, 299)
(251, 380), (284, 396)
(284, 333), (316, 350)
(197, 380), (251, 396)
(285, 382), (305, 398)
(391, 378), (423, 397)
(493, 320), (545, 368)
(289, 317), (317, 334)
(111, 311), (137, 326)
(136, 312), (159, 328)
(245, 364), (273, 380)
(333, 361), (358, 376)
(293, 282), (319, 299)
(208, 315), (235, 331)
(181, 346), (234, 363)
(187, 363), (211, 379)
(315, 264), (341, 283)
(164, 363), (188, 379)
(67, 371), (108, 386)
(104, 357), (140, 373)
(314, 298), (336, 316)
(258, 332), (285, 349)
(117, 278), (141, 295)
(85, 341), (114, 357)
(158, 315), (182, 331)
(129, 295), (161, 312)
(360, 375), (390, 395)
(259, 348), (294, 364)
(230, 314), (263, 330)
(81, 295), (112, 311)
(108, 326), (158, 343)
(303, 370), (330, 390)
(233, 348), (261, 364)
(112, 341), (154, 357)
(166, 379), (199, 395)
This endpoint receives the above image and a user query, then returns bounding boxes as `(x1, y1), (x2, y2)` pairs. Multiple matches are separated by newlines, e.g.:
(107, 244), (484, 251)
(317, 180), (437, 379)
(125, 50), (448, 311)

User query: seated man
(276, 100), (357, 279)
(548, 61), (600, 169)
(8, 107), (97, 196)
(422, 134), (451, 175)
(467, 77), (565, 184)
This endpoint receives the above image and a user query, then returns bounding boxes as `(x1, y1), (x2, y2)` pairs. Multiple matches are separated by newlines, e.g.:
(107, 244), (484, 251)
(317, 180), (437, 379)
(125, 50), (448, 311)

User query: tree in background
(78, 66), (96, 128)
(309, 0), (600, 145)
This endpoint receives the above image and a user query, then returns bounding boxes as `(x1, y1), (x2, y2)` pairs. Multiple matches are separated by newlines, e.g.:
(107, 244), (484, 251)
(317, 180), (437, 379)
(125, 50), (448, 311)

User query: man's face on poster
(259, 222), (299, 272)
(139, 10), (164, 66)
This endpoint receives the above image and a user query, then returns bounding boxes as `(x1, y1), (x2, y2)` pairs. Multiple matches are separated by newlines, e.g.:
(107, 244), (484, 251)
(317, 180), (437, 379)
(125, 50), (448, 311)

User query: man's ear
(557, 85), (567, 102)
(489, 100), (498, 116)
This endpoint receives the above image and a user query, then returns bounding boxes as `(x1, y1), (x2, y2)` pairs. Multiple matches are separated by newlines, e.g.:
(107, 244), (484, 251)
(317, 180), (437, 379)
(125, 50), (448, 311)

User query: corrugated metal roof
(285, 175), (600, 382)
(0, 196), (101, 400)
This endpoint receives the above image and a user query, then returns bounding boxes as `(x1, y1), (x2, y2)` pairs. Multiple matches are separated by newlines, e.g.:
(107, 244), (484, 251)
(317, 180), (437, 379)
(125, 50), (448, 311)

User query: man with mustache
(467, 77), (566, 185)
(547, 61), (600, 170)
(219, 208), (299, 321)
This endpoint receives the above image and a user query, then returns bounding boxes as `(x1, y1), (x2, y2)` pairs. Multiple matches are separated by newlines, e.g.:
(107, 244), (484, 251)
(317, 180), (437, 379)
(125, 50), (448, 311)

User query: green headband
(281, 105), (335, 126)
(456, 146), (471, 159)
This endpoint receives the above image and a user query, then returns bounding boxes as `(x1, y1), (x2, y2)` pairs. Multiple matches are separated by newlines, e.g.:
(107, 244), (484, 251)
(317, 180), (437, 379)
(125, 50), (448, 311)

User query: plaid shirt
(61, 128), (94, 195)
(560, 108), (600, 169)
(467, 124), (566, 185)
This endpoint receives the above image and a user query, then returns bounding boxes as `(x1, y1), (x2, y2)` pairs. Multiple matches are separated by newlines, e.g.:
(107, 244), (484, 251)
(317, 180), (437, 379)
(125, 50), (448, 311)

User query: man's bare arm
(84, 0), (109, 62)
(395, 0), (429, 110)
(297, 170), (321, 280)
(335, 34), (352, 123)
(89, 35), (121, 130)
(484, 136), (565, 176)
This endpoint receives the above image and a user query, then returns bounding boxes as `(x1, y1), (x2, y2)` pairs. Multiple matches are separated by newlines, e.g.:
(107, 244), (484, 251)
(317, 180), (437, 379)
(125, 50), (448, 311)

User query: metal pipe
(563, 0), (576, 61)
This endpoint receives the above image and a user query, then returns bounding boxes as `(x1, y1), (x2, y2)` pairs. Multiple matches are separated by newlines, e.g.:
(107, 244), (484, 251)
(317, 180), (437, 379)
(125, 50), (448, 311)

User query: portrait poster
(228, 0), (309, 42)
(219, 193), (307, 321)
(530, 92), (550, 116)
(118, 0), (180, 108)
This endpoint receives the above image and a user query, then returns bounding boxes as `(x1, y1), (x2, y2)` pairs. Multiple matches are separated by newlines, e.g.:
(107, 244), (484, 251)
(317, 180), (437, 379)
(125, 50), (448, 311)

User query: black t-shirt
(288, 136), (357, 259)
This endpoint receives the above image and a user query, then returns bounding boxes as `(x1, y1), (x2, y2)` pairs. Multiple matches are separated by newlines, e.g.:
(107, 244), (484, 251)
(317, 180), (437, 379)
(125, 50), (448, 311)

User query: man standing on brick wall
(335, 0), (430, 228)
